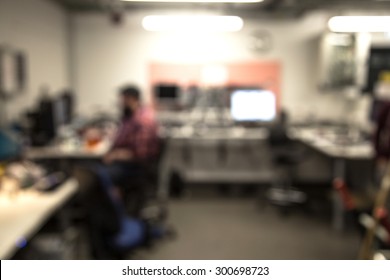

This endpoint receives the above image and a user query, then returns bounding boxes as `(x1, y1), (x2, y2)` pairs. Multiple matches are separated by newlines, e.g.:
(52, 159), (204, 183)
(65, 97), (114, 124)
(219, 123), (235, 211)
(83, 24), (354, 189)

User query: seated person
(73, 87), (172, 258)
(101, 85), (160, 189)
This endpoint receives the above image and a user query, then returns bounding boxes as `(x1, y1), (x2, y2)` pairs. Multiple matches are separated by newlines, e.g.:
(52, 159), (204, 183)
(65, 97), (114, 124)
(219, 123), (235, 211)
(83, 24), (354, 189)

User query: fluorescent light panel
(328, 16), (390, 32)
(123, 0), (263, 2)
(142, 15), (244, 32)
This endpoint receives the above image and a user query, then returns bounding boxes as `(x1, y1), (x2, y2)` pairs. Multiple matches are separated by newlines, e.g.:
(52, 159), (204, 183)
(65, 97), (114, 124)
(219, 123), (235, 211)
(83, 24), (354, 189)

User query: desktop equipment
(28, 97), (57, 147)
(53, 92), (73, 127)
(154, 84), (180, 110)
(155, 84), (179, 100)
(32, 171), (67, 192)
(182, 85), (200, 108)
(38, 97), (56, 143)
(55, 91), (74, 126)
(0, 129), (21, 161)
(230, 89), (276, 123)
(54, 97), (66, 128)
(27, 92), (75, 147)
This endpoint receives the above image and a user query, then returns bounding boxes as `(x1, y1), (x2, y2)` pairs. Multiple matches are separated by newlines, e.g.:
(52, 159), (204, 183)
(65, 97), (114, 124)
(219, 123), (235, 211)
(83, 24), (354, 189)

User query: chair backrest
(268, 123), (290, 147)
(142, 136), (167, 183)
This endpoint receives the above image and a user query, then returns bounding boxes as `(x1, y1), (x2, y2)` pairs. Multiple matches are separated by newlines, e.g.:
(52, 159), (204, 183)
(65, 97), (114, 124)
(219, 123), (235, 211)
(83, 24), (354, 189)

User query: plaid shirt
(112, 107), (159, 162)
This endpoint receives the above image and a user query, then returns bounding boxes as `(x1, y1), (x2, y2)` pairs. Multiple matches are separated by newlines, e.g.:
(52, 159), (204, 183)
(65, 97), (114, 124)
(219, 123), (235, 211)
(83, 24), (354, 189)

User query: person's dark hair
(120, 86), (140, 100)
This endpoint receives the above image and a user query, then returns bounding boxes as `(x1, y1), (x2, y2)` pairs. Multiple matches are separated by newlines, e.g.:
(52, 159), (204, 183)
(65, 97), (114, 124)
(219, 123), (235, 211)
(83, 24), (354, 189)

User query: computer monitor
(154, 84), (181, 110)
(55, 97), (66, 127)
(155, 84), (179, 100)
(230, 89), (276, 122)
(28, 97), (57, 146)
(56, 91), (74, 126)
(0, 129), (20, 161)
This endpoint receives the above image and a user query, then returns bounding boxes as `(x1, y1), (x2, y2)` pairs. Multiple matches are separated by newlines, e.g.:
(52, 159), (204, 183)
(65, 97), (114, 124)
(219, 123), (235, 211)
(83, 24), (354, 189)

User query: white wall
(0, 0), (70, 121)
(71, 9), (374, 123)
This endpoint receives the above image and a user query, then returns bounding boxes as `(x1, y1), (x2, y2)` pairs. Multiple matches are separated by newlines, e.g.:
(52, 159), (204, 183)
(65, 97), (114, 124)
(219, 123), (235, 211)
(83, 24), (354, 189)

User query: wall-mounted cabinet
(318, 32), (370, 92)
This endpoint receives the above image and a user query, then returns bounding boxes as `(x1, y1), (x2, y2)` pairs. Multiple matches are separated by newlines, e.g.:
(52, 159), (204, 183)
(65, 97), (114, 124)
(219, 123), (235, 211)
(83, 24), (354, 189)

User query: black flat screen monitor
(155, 84), (179, 100)
(56, 91), (74, 125)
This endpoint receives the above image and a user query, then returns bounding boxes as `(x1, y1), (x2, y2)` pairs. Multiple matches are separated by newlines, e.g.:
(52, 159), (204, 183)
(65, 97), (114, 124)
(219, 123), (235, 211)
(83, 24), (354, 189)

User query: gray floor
(136, 187), (361, 260)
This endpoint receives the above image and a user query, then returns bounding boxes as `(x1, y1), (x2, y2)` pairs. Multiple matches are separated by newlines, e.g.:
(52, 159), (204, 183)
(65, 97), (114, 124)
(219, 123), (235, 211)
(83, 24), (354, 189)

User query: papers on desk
(0, 179), (78, 259)
(0, 188), (40, 205)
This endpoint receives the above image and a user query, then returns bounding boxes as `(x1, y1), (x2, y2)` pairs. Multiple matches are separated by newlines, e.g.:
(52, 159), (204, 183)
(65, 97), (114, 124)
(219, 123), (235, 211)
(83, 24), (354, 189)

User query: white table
(167, 126), (269, 141)
(158, 127), (271, 198)
(289, 127), (374, 160)
(0, 178), (78, 259)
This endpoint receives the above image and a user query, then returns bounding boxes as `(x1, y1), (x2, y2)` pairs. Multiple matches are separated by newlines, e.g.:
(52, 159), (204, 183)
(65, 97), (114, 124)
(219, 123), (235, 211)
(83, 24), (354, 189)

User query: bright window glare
(231, 90), (276, 122)
(328, 16), (390, 32)
(142, 15), (244, 32)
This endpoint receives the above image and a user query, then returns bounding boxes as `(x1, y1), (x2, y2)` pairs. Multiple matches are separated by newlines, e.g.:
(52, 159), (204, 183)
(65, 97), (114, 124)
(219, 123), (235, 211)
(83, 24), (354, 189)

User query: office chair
(74, 167), (165, 259)
(121, 137), (168, 218)
(265, 118), (307, 214)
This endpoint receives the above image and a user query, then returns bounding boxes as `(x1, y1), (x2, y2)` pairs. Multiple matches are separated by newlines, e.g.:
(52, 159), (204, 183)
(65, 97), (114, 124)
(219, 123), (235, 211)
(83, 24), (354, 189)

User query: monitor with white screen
(230, 89), (276, 122)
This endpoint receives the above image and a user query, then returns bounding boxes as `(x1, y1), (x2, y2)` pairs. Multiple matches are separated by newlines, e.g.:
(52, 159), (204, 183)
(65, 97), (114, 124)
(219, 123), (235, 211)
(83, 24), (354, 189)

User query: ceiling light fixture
(123, 0), (263, 2)
(328, 16), (390, 32)
(142, 15), (244, 32)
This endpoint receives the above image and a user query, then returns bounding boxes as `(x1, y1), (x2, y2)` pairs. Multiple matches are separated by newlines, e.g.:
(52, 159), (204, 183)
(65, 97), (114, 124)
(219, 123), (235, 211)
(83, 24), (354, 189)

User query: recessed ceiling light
(328, 16), (390, 32)
(123, 0), (263, 3)
(142, 15), (244, 32)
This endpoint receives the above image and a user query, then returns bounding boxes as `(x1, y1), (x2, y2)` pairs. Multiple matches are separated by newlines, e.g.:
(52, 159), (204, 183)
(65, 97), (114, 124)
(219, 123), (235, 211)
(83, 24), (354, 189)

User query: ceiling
(50, 0), (390, 18)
